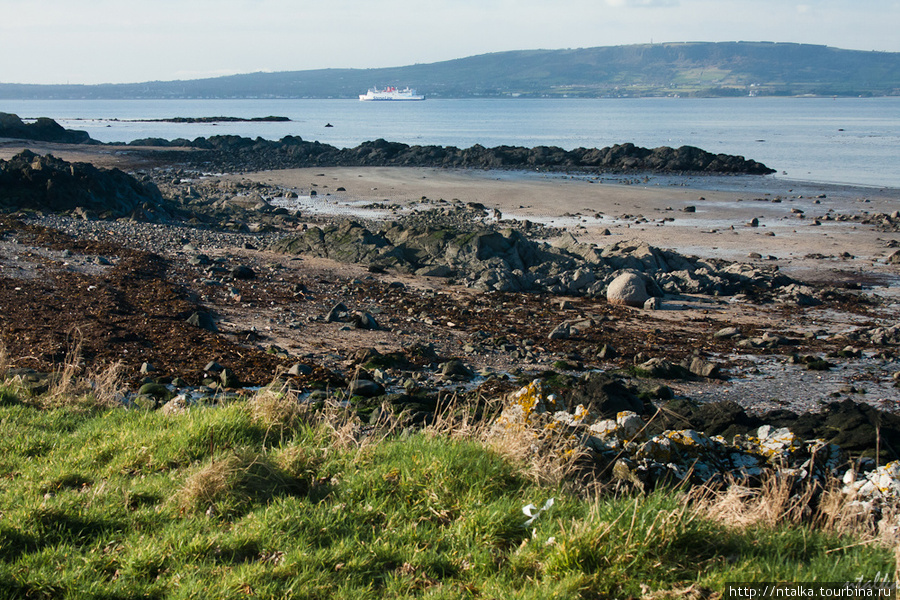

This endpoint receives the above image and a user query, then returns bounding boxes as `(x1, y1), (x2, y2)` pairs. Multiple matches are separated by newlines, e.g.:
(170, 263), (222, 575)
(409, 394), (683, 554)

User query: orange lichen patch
(494, 380), (554, 430)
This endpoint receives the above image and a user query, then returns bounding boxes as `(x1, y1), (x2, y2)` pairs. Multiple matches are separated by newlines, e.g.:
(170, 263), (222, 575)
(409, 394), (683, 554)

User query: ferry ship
(359, 86), (425, 101)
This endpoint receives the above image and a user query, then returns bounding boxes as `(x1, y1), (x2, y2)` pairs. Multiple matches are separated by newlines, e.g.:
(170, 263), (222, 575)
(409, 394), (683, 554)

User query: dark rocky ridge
(0, 112), (775, 175)
(133, 115), (291, 123)
(141, 135), (776, 175)
(269, 208), (799, 299)
(0, 150), (169, 219)
(0, 112), (93, 144)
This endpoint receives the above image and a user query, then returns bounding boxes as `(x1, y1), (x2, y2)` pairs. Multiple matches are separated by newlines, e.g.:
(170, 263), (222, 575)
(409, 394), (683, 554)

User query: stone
(326, 302), (350, 323)
(616, 411), (645, 442)
(349, 379), (385, 397)
(643, 297), (661, 310)
(635, 358), (690, 379)
(441, 359), (474, 380)
(230, 265), (256, 280)
(713, 326), (742, 339)
(352, 311), (379, 330)
(160, 394), (191, 416)
(548, 323), (570, 340)
(186, 311), (218, 332)
(597, 344), (617, 360)
(220, 368), (240, 388)
(684, 356), (720, 378)
(606, 272), (650, 307)
(137, 382), (171, 400)
(490, 381), (900, 502)
(288, 363), (313, 376)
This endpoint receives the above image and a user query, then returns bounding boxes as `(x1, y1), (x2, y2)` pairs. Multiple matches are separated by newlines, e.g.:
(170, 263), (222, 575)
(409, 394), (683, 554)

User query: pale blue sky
(2, 0), (898, 84)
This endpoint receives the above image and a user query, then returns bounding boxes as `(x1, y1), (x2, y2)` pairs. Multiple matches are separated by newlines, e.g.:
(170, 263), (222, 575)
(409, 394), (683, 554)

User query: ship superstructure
(359, 86), (425, 101)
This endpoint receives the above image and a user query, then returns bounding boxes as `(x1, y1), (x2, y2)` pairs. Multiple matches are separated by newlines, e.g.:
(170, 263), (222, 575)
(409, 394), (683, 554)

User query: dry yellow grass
(40, 331), (125, 411)
(176, 450), (301, 517)
(249, 386), (307, 435)
(689, 474), (900, 549)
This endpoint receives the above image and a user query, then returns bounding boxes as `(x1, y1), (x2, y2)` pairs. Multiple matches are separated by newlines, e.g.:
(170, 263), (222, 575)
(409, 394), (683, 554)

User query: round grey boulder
(606, 273), (650, 308)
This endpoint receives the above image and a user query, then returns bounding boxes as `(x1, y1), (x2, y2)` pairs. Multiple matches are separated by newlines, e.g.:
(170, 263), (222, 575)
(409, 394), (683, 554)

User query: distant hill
(2, 42), (898, 99)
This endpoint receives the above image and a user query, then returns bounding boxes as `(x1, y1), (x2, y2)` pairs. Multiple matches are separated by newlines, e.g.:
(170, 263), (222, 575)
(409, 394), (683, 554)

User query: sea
(2, 97), (899, 189)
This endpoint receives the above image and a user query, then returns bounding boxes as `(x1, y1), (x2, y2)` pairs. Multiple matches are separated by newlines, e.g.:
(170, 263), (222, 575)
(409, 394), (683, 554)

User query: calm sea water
(2, 97), (898, 189)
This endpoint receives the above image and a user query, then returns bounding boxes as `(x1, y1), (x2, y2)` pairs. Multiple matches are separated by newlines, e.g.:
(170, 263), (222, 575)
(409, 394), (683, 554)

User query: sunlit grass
(0, 381), (894, 599)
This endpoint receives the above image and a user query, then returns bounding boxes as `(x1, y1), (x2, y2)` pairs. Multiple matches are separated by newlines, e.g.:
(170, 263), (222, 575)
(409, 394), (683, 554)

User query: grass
(0, 378), (895, 599)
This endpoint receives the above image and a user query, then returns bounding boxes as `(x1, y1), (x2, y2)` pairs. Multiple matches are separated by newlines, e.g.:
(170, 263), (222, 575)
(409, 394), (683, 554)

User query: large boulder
(606, 272), (650, 307)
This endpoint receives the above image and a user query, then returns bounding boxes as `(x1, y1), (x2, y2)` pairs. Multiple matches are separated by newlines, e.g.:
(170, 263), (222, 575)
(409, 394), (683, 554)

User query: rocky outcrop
(0, 150), (168, 220)
(0, 112), (92, 144)
(269, 207), (799, 299)
(491, 380), (900, 507)
(0, 113), (773, 175)
(134, 134), (775, 175)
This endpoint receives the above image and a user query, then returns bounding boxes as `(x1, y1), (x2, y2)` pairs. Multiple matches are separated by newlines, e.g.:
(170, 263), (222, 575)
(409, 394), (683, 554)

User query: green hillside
(1, 42), (898, 99)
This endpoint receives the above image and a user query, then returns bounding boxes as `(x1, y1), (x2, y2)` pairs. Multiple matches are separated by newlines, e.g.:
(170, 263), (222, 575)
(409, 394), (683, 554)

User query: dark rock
(349, 379), (385, 397)
(220, 368), (240, 388)
(151, 129), (774, 176)
(548, 323), (570, 340)
(0, 112), (92, 144)
(651, 398), (759, 440)
(288, 363), (313, 376)
(230, 265), (256, 280)
(683, 356), (721, 378)
(0, 150), (166, 219)
(634, 358), (692, 380)
(565, 372), (645, 417)
(137, 382), (171, 400)
(186, 311), (218, 332)
(597, 344), (617, 360)
(441, 359), (474, 380)
(326, 302), (350, 323)
(353, 312), (380, 330)
(270, 215), (797, 300)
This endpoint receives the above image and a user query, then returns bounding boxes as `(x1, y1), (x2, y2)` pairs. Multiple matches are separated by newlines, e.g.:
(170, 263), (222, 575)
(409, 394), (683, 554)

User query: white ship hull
(359, 86), (425, 101)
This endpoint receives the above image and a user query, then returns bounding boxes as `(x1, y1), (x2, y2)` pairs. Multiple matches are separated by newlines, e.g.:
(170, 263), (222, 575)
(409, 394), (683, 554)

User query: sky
(2, 0), (898, 85)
